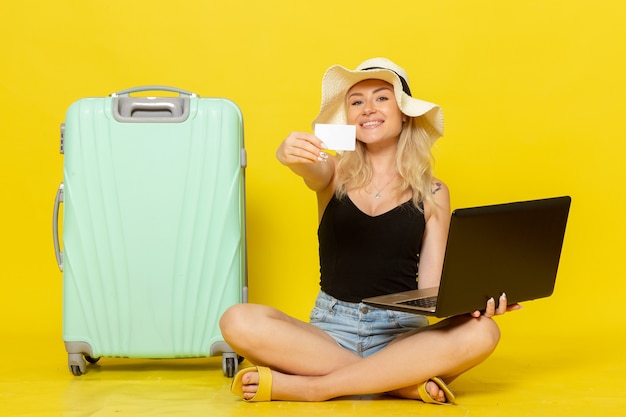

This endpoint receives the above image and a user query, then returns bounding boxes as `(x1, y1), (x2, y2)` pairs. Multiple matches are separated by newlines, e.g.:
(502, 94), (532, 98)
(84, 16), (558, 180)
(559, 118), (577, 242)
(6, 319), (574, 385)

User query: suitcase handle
(110, 86), (198, 98)
(53, 183), (64, 271)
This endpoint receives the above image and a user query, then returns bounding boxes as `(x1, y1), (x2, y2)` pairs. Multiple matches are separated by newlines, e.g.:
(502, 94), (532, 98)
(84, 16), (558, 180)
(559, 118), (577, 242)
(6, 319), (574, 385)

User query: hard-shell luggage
(52, 86), (247, 376)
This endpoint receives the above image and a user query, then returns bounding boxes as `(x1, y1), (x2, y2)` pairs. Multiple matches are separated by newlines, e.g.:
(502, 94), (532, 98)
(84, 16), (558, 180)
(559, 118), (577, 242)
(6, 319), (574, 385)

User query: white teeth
(362, 121), (381, 127)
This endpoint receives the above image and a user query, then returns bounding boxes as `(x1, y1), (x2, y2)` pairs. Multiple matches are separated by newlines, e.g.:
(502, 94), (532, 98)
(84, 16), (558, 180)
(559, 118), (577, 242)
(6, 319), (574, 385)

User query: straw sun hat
(312, 57), (444, 143)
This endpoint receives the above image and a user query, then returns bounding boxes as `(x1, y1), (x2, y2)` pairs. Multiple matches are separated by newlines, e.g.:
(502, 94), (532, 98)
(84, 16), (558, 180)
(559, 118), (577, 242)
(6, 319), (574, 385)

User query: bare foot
(388, 380), (450, 403)
(238, 368), (325, 402)
(424, 380), (448, 403)
(239, 370), (263, 400)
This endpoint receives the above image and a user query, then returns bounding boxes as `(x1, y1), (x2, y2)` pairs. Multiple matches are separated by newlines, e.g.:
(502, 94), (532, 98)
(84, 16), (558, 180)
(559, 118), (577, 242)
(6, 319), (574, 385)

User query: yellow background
(1, 0), (625, 350)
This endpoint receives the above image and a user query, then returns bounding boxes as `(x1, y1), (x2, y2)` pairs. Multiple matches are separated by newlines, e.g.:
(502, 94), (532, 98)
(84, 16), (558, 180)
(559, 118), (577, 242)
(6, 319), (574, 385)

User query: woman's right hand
(471, 293), (522, 318)
(276, 132), (328, 166)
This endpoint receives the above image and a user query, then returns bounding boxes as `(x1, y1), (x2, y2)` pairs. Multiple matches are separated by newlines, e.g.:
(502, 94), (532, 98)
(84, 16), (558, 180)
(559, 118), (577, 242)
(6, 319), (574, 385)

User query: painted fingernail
(317, 156), (327, 162)
(501, 292), (506, 299)
(320, 142), (328, 149)
(320, 151), (328, 159)
(488, 297), (495, 304)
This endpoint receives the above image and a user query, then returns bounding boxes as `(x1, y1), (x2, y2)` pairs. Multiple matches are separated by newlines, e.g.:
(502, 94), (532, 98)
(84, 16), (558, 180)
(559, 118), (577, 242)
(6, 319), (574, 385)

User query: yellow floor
(2, 324), (624, 417)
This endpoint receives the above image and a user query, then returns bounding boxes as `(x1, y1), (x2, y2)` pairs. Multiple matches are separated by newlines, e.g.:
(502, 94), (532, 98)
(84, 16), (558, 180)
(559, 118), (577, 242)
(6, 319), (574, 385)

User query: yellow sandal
(231, 366), (273, 402)
(417, 377), (456, 405)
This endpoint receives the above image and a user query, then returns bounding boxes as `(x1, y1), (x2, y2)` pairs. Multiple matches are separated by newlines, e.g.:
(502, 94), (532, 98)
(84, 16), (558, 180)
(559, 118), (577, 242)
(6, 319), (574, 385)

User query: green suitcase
(53, 86), (246, 376)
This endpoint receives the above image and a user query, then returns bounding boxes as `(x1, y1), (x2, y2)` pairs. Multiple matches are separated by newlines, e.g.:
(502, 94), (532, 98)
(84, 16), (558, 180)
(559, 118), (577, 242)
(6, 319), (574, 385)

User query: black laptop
(363, 196), (571, 317)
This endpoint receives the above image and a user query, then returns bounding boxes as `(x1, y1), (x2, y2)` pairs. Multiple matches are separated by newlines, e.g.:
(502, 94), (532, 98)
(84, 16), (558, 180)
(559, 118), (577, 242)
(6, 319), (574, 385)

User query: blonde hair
(335, 116), (436, 211)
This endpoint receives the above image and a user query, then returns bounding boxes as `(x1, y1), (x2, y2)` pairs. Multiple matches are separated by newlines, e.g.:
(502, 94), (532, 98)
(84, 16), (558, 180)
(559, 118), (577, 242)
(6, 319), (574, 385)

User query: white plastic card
(314, 124), (356, 151)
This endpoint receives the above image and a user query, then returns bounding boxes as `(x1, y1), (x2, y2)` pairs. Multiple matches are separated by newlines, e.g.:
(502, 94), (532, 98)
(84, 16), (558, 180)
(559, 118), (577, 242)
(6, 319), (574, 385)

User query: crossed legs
(219, 303), (500, 402)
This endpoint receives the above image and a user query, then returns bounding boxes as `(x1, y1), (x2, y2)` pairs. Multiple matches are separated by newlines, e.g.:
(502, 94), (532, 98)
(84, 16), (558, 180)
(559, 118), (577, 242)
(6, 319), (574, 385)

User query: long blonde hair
(335, 116), (437, 211)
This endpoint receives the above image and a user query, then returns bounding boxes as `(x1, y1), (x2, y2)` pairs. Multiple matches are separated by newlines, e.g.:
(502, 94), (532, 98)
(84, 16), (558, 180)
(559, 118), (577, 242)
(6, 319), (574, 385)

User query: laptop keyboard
(399, 296), (437, 308)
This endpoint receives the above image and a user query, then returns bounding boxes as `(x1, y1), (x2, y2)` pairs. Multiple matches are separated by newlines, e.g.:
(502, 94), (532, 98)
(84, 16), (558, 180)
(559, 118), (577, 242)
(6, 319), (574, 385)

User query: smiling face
(345, 79), (406, 147)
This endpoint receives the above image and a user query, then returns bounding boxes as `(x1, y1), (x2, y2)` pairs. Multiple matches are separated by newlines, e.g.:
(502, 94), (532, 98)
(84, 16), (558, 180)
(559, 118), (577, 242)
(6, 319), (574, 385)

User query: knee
(452, 316), (501, 359)
(471, 317), (501, 354)
(219, 304), (254, 342)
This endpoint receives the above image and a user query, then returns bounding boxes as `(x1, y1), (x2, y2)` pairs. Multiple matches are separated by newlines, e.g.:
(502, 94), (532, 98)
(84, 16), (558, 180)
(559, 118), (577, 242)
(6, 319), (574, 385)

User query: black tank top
(318, 195), (426, 302)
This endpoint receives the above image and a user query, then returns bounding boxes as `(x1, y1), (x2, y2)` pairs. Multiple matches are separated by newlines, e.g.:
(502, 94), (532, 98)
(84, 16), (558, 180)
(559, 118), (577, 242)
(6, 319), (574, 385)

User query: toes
(243, 390), (257, 400)
(242, 371), (259, 385)
(241, 371), (260, 398)
(427, 381), (445, 402)
(242, 383), (258, 393)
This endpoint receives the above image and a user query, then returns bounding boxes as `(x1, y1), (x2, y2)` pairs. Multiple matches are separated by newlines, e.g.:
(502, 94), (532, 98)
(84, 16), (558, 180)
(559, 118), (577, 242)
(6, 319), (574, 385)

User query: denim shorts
(309, 291), (429, 357)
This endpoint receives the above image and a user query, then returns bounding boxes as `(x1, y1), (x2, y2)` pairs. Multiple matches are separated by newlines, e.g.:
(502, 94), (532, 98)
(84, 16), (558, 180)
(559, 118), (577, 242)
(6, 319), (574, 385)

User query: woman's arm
(416, 180), (451, 289)
(276, 132), (335, 192)
(277, 132), (338, 220)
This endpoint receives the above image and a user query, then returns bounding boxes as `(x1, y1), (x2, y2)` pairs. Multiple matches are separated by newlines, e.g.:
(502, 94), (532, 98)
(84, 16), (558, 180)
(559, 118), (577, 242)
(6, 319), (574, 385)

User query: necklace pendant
(375, 193), (381, 199)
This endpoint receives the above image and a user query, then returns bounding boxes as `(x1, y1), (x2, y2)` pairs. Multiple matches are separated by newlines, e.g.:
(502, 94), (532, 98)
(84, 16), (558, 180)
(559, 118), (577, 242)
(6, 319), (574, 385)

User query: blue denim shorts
(309, 291), (429, 358)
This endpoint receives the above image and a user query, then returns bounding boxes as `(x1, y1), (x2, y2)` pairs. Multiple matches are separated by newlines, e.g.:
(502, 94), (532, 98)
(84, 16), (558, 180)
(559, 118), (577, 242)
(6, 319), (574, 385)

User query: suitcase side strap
(53, 183), (64, 271)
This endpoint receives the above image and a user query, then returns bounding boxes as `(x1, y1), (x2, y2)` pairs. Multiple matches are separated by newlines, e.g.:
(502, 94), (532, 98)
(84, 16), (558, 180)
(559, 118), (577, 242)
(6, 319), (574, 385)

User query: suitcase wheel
(223, 356), (236, 378)
(222, 353), (244, 377)
(68, 353), (86, 376)
(67, 354), (100, 376)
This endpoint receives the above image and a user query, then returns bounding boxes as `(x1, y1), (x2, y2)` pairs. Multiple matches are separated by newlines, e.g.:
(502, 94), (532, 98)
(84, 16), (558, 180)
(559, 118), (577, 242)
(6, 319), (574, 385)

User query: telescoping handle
(110, 85), (198, 98)
(53, 183), (64, 271)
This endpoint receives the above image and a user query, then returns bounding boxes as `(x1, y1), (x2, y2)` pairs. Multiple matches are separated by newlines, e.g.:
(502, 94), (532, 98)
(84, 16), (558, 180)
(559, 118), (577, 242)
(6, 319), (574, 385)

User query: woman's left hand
(471, 293), (522, 318)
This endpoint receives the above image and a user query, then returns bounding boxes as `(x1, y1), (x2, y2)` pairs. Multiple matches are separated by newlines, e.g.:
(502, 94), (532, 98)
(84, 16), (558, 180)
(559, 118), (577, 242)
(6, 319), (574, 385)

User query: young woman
(220, 58), (520, 404)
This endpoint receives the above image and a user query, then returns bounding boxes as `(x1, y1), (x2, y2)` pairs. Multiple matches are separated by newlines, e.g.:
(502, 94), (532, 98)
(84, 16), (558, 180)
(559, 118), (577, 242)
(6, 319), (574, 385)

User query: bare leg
(219, 303), (361, 375)
(233, 314), (501, 401)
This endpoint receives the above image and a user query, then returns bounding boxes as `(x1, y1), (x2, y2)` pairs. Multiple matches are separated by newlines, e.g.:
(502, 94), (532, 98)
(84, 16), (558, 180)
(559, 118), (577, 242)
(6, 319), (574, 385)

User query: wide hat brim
(311, 64), (444, 143)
